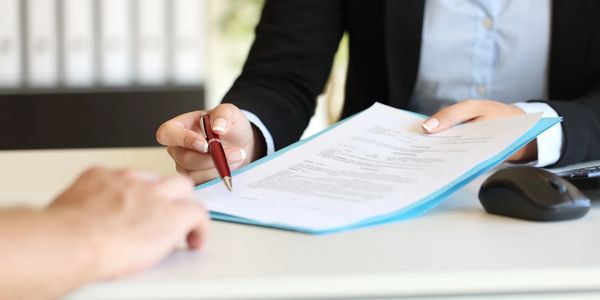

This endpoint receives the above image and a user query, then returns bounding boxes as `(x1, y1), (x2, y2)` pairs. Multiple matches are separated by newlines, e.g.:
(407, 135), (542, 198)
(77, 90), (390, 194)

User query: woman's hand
(156, 103), (265, 184)
(422, 100), (537, 163)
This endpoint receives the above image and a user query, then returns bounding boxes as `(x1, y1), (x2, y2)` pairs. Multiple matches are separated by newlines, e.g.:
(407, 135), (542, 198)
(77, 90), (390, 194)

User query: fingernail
(212, 118), (227, 133)
(228, 149), (247, 163)
(422, 117), (439, 132)
(193, 140), (208, 153)
(187, 233), (202, 250)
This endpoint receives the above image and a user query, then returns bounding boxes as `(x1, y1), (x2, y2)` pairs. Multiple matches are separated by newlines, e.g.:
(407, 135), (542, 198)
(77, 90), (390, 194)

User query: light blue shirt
(248, 0), (563, 166)
(410, 0), (561, 166)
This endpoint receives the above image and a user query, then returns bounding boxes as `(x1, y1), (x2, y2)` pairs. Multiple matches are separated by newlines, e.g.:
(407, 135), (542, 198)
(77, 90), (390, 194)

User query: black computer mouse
(479, 166), (591, 221)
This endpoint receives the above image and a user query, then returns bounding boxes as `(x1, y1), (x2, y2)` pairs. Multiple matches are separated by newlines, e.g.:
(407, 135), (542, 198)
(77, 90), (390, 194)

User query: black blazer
(223, 0), (600, 167)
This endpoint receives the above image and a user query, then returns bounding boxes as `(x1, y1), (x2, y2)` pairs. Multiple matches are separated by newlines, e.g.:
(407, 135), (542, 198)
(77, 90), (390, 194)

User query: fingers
(172, 201), (210, 250)
(151, 174), (210, 250)
(114, 169), (161, 182)
(422, 100), (483, 134)
(186, 230), (203, 250)
(209, 103), (242, 135)
(153, 175), (195, 200)
(156, 111), (208, 152)
(160, 104), (253, 185)
(154, 175), (209, 250)
(77, 165), (112, 183)
(156, 104), (247, 152)
(422, 100), (527, 134)
(172, 148), (246, 185)
(167, 146), (247, 171)
(72, 167), (157, 194)
(176, 165), (221, 184)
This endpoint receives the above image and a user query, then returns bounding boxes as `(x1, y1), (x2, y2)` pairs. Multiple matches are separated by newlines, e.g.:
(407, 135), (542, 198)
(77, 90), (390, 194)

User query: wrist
(249, 123), (267, 162)
(45, 207), (107, 283)
(511, 139), (539, 163)
(509, 104), (526, 115)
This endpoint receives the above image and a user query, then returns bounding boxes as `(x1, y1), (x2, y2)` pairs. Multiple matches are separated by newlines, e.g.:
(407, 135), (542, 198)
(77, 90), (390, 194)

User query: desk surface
(1, 148), (599, 300)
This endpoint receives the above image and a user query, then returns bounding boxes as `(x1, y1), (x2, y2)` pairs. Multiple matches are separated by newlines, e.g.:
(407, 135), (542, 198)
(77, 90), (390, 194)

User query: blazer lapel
(549, 0), (597, 99)
(384, 0), (425, 108)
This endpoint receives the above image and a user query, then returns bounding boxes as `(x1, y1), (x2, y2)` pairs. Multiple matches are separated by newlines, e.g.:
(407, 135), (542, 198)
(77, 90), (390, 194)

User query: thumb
(209, 103), (244, 135)
(171, 201), (209, 250)
(422, 101), (481, 134)
(156, 111), (207, 152)
(207, 104), (253, 148)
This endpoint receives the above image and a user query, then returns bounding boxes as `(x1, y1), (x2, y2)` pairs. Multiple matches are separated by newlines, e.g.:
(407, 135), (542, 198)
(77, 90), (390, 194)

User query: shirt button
(482, 17), (493, 29)
(477, 85), (487, 97)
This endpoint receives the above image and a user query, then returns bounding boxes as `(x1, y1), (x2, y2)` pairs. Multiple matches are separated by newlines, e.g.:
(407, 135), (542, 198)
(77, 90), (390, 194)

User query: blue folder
(195, 112), (562, 234)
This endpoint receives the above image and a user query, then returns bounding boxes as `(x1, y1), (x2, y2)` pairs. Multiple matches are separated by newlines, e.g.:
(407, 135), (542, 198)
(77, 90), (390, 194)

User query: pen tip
(224, 176), (233, 192)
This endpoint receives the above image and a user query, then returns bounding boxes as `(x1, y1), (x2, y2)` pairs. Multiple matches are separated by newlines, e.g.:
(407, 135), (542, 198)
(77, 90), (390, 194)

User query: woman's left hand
(421, 99), (537, 163)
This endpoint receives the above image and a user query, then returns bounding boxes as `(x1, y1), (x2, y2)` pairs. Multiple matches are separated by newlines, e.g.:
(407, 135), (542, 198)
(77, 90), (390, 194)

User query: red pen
(200, 114), (233, 191)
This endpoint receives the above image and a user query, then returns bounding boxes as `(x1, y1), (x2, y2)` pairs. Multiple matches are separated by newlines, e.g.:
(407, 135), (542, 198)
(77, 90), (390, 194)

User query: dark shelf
(0, 87), (205, 149)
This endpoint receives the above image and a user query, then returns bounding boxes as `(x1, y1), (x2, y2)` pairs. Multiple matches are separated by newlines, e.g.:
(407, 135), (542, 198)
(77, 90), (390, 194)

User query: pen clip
(199, 114), (208, 139)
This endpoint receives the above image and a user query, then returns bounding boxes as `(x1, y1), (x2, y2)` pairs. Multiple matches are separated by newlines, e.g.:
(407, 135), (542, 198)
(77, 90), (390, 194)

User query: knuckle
(190, 170), (218, 185)
(179, 150), (199, 168)
(182, 133), (195, 149)
(79, 166), (107, 182)
(198, 204), (209, 218)
(175, 165), (191, 175)
(119, 187), (141, 209)
(116, 169), (138, 180)
(219, 103), (237, 111)
(178, 132), (189, 148)
(83, 165), (104, 176)
(191, 202), (209, 219)
(184, 203), (204, 219)
(213, 103), (238, 120)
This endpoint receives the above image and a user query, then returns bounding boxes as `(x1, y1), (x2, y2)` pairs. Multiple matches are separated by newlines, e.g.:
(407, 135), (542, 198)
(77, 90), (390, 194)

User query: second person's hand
(47, 167), (209, 281)
(156, 103), (266, 184)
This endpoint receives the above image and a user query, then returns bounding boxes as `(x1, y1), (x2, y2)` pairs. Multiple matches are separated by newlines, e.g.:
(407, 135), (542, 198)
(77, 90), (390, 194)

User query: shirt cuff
(512, 102), (563, 167)
(241, 110), (275, 156)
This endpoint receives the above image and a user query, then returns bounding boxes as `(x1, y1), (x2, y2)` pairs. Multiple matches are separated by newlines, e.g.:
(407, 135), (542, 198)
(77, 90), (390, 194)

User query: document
(194, 103), (561, 234)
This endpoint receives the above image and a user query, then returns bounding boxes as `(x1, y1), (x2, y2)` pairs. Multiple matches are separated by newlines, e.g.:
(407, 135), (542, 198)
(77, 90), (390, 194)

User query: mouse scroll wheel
(548, 178), (567, 193)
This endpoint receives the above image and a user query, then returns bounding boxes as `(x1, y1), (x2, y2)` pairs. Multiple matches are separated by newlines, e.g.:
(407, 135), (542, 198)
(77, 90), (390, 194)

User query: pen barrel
(208, 140), (231, 179)
(201, 115), (217, 140)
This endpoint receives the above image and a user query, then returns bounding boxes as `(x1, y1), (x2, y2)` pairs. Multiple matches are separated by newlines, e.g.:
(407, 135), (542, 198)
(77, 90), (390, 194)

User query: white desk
(1, 148), (599, 300)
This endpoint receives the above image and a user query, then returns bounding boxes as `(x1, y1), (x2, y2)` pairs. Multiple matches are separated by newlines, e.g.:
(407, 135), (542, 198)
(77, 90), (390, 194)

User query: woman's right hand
(156, 103), (265, 184)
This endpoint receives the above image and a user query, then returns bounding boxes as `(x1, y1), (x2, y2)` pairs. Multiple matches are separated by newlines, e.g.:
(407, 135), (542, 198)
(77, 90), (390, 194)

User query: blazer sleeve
(541, 84), (600, 167)
(222, 0), (344, 150)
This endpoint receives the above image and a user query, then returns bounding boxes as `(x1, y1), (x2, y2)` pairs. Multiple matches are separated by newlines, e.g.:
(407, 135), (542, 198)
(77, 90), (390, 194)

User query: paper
(194, 103), (561, 234)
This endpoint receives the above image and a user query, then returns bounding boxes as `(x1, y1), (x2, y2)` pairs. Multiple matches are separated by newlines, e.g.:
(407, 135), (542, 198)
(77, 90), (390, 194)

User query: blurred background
(0, 0), (346, 150)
